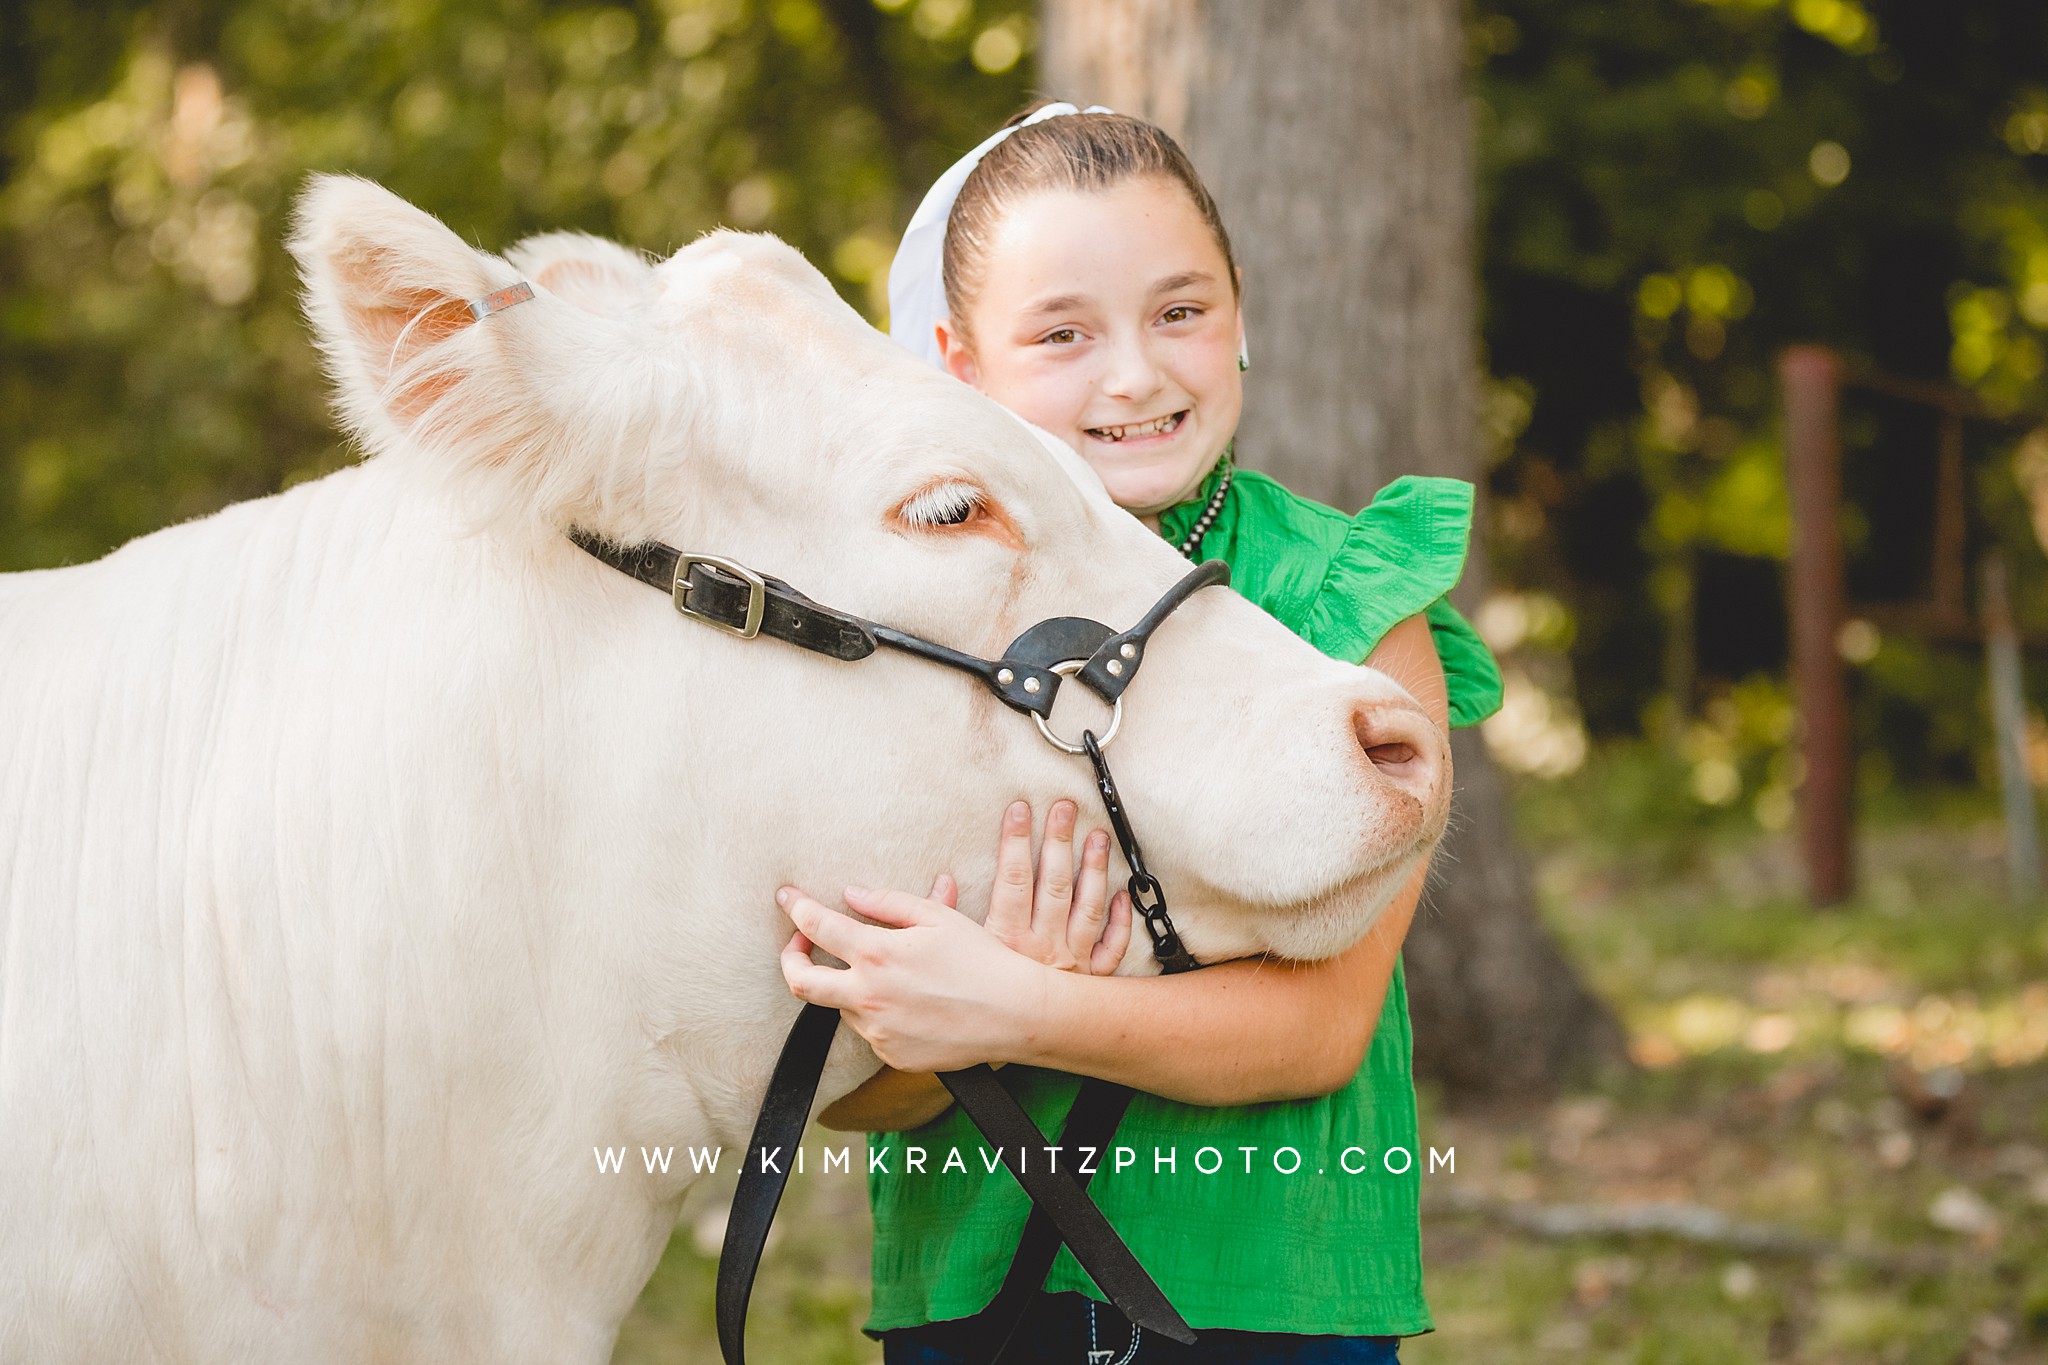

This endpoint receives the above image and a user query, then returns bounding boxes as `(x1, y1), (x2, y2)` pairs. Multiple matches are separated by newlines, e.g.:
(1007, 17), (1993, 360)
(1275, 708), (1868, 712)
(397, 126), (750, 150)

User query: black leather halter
(569, 531), (1225, 744)
(567, 529), (1229, 1361)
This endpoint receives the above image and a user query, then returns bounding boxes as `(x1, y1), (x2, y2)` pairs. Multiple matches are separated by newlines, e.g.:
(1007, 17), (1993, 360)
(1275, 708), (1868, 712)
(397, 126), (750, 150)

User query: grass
(612, 769), (2048, 1364)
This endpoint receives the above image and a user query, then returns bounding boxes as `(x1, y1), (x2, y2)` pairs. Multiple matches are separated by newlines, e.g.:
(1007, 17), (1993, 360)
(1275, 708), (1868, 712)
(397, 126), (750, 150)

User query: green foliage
(1513, 680), (1800, 866)
(1477, 0), (2048, 792)
(0, 0), (1031, 570)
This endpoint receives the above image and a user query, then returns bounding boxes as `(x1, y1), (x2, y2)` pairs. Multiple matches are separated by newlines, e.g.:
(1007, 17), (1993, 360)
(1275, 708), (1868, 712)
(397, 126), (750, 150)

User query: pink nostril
(1351, 704), (1440, 794)
(1365, 741), (1419, 771)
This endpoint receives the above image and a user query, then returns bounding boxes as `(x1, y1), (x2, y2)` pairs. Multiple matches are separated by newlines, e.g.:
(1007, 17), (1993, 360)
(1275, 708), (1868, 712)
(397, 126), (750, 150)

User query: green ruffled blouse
(864, 466), (1505, 1337)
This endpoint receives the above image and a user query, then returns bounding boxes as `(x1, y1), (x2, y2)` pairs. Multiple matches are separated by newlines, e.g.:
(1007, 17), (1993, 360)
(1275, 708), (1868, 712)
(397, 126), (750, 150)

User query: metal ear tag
(467, 281), (535, 320)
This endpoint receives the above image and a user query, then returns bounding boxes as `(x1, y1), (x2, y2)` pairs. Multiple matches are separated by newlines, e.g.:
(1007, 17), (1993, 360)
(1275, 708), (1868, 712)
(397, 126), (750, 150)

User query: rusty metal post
(1782, 346), (1854, 905)
(1981, 553), (2042, 901)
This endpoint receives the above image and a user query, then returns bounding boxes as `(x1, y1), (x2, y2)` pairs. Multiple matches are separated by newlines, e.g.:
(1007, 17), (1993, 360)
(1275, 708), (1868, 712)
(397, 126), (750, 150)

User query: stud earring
(1237, 337), (1250, 372)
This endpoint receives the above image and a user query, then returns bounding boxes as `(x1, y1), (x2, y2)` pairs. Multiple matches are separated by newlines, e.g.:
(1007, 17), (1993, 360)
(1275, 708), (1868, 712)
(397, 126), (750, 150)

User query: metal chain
(1081, 730), (1198, 974)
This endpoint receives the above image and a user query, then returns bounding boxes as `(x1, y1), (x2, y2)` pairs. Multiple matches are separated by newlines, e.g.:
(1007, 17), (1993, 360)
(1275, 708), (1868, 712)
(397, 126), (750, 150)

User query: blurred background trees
(10, 0), (2048, 884)
(1475, 0), (2048, 829)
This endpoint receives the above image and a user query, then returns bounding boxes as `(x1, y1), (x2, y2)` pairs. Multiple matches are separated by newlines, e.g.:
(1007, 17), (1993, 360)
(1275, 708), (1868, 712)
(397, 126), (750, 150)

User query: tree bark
(1041, 0), (1628, 1103)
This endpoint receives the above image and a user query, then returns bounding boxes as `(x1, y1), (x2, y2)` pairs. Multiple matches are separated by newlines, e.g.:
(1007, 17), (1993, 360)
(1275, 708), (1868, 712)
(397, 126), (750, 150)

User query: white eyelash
(900, 481), (981, 527)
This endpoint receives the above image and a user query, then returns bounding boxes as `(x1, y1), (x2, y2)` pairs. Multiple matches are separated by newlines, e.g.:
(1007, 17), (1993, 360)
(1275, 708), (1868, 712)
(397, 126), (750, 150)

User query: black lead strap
(934, 1065), (1195, 1341)
(713, 1023), (1195, 1365)
(563, 529), (1228, 1364)
(714, 1001), (842, 1365)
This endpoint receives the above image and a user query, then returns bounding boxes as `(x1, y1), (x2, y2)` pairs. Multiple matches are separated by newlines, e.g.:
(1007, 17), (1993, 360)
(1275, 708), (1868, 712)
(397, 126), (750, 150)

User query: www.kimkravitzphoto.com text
(594, 1143), (1460, 1179)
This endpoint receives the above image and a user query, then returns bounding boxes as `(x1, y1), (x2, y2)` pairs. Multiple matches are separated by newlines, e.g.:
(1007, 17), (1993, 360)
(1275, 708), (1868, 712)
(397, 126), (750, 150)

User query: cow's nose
(1350, 700), (1446, 805)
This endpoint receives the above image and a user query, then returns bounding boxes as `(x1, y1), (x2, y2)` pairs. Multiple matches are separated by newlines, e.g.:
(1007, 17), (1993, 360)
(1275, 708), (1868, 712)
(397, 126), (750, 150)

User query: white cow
(0, 177), (1448, 1363)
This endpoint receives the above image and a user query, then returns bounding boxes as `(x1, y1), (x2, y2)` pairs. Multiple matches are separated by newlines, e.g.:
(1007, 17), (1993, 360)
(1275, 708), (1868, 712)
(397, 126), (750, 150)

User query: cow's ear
(506, 232), (653, 317)
(289, 174), (544, 457)
(290, 176), (660, 530)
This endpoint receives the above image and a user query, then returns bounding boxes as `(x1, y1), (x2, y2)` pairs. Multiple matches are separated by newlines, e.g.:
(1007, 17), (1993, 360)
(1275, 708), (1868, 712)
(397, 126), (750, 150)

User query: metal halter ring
(1031, 659), (1122, 755)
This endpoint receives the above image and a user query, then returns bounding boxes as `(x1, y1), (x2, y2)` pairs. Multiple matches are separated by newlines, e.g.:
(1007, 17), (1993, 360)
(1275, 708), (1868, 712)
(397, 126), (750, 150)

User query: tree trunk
(1041, 0), (1628, 1103)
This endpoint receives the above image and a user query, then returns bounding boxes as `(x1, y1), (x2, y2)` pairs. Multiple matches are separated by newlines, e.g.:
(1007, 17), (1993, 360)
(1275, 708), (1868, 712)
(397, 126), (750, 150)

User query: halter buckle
(675, 553), (767, 639)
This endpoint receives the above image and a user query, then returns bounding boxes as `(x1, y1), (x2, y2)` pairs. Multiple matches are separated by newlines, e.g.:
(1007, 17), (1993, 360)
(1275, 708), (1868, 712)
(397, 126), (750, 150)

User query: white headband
(887, 102), (1113, 371)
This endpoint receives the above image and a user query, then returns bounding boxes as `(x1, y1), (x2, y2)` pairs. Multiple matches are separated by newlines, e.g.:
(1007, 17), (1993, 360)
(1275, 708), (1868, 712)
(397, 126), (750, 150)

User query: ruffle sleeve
(1299, 475), (1505, 729)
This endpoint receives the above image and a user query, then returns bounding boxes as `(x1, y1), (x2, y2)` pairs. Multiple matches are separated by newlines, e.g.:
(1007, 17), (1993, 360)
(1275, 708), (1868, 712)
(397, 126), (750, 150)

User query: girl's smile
(1084, 409), (1185, 444)
(936, 176), (1245, 523)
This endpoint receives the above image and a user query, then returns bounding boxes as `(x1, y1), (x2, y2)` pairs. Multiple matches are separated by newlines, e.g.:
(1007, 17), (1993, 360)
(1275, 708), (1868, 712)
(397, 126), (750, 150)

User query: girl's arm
(806, 612), (1447, 1131)
(817, 858), (1429, 1129)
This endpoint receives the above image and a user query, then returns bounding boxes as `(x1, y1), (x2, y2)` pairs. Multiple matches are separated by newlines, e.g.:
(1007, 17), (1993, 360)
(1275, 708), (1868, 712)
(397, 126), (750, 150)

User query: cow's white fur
(0, 176), (1449, 1363)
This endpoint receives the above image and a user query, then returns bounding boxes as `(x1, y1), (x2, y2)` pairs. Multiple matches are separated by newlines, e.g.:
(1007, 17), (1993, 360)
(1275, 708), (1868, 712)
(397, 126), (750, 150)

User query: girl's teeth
(1093, 412), (1181, 442)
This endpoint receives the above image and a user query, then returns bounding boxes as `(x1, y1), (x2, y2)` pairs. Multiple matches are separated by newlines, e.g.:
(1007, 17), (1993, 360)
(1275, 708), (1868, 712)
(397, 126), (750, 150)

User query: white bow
(886, 103), (1113, 371)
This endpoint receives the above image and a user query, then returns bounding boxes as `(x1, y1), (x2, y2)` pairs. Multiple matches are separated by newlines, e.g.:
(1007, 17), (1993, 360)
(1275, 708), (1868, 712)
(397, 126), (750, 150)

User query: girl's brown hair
(941, 101), (1240, 341)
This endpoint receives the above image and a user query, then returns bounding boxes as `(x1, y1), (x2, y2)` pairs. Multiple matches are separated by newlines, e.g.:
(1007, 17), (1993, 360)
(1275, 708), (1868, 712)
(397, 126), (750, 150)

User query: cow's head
(288, 175), (1449, 980)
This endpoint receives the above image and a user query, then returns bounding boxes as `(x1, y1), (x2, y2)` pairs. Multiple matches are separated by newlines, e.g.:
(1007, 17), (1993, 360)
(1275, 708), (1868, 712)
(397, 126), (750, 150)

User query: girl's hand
(983, 798), (1132, 976)
(777, 877), (1050, 1072)
(776, 799), (1133, 1072)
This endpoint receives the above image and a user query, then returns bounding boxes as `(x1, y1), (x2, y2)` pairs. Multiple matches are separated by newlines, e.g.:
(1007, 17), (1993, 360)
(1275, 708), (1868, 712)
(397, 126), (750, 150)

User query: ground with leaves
(1420, 792), (2048, 1364)
(611, 775), (2048, 1364)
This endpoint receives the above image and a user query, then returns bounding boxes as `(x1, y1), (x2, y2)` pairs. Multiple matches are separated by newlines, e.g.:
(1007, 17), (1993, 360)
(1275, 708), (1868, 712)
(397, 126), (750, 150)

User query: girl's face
(936, 176), (1244, 522)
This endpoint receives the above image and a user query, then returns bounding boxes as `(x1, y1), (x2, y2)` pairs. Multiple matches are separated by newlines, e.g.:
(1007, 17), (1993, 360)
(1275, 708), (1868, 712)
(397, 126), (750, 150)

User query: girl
(774, 102), (1502, 1363)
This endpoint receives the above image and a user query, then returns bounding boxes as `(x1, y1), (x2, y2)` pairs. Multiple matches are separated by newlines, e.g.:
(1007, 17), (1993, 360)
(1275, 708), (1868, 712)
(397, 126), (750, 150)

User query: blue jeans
(881, 1293), (1403, 1365)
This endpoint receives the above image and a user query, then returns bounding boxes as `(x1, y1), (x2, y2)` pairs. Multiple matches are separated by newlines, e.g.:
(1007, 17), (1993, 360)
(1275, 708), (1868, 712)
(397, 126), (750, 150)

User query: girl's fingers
(1031, 800), (1079, 937)
(1089, 890), (1134, 976)
(844, 883), (946, 929)
(1066, 828), (1111, 960)
(930, 872), (959, 909)
(776, 887), (871, 960)
(985, 800), (1036, 938)
(780, 928), (854, 1008)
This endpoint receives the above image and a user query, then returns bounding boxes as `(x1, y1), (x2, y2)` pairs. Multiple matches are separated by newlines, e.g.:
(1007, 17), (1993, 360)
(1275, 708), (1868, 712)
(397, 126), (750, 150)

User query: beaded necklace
(1173, 449), (1236, 560)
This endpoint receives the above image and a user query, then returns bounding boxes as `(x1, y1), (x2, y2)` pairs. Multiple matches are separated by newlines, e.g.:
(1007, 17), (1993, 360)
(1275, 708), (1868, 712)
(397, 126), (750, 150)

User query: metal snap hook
(1031, 659), (1123, 755)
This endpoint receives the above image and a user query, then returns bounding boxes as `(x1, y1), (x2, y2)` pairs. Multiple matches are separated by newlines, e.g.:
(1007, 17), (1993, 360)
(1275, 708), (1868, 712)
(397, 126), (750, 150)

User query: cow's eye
(898, 481), (983, 529)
